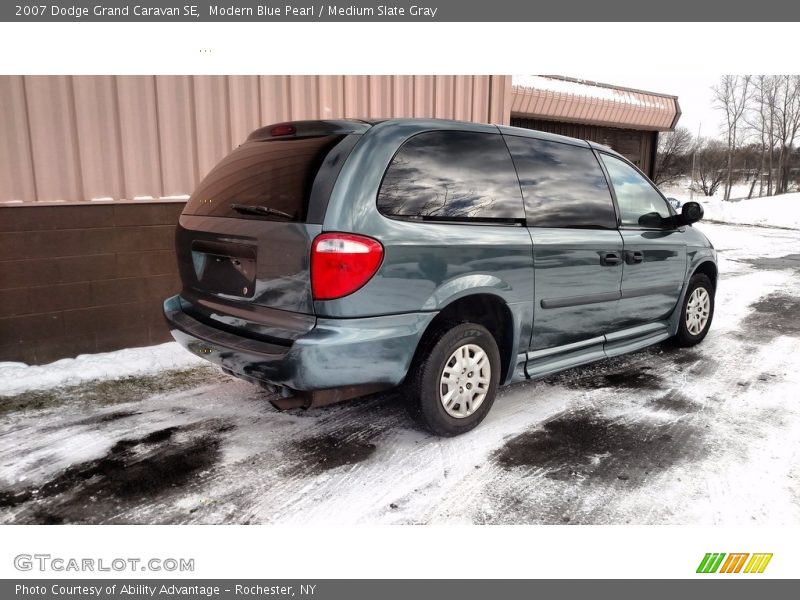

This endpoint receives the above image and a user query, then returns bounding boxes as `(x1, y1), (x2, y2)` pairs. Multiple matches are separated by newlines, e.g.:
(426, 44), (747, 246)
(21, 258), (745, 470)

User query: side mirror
(679, 201), (703, 225)
(638, 211), (666, 228)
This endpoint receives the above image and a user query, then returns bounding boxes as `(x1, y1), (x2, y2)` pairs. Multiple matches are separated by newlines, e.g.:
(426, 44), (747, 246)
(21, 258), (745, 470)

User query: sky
(559, 73), (726, 139)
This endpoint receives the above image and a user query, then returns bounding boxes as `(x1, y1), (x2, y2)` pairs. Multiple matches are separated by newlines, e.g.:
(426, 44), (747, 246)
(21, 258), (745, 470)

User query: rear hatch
(176, 120), (367, 337)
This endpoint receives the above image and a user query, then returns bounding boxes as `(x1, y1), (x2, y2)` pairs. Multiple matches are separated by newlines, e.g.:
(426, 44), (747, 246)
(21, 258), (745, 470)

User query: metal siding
(413, 75), (435, 117)
(318, 75), (345, 119)
(488, 75), (512, 125)
(454, 75), (474, 121)
(0, 76), (36, 203)
(259, 76), (292, 126)
(471, 75), (491, 123)
(392, 75), (415, 118)
(369, 76), (392, 119)
(343, 75), (369, 119)
(194, 75), (232, 179)
(288, 75), (320, 120)
(434, 75), (455, 119)
(72, 76), (125, 202)
(116, 75), (162, 200)
(24, 76), (83, 202)
(155, 76), (198, 197)
(1, 75), (512, 204)
(228, 75), (262, 146)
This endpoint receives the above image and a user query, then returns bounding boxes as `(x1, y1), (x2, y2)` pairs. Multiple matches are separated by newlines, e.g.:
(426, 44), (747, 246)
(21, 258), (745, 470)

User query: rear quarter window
(377, 130), (525, 222)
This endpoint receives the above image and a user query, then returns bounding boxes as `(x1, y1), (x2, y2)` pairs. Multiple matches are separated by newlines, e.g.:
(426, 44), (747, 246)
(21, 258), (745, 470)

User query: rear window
(377, 131), (525, 222)
(183, 135), (346, 221)
(505, 136), (617, 229)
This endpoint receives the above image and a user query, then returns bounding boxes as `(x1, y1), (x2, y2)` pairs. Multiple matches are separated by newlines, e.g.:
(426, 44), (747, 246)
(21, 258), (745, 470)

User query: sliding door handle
(600, 251), (622, 266)
(625, 250), (644, 265)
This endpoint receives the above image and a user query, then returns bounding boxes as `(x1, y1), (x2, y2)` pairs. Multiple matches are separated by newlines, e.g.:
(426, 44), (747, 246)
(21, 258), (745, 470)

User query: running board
(603, 322), (671, 358)
(525, 336), (606, 379)
(523, 322), (671, 380)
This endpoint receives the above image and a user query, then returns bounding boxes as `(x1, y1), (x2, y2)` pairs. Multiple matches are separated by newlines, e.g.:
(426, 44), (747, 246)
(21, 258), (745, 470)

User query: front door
(599, 153), (687, 330)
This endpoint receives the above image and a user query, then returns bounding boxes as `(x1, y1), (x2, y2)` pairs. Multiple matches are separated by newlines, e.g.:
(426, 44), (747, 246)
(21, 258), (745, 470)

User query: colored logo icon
(697, 553), (773, 574)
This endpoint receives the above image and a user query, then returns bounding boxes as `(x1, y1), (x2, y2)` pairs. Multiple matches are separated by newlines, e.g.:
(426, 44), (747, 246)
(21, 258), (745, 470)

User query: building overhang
(511, 75), (681, 132)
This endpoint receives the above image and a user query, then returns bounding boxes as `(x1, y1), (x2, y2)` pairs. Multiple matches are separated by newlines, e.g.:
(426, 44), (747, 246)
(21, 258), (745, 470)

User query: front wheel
(672, 273), (715, 347)
(406, 322), (501, 437)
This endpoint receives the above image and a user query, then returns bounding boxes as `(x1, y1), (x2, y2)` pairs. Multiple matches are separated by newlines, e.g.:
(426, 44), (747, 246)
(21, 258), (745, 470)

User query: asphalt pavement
(1, 222), (799, 525)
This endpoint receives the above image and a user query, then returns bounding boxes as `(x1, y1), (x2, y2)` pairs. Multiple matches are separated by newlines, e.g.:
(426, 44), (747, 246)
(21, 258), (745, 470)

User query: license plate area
(191, 240), (257, 298)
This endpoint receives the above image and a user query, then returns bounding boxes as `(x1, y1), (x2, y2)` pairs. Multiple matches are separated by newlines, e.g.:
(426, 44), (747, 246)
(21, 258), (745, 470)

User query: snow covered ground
(0, 343), (204, 397)
(700, 194), (800, 230)
(660, 182), (800, 230)
(1, 222), (799, 525)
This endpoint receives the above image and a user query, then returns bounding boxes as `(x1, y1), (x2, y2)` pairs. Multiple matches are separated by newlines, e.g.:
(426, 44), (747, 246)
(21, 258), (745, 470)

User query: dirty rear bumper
(163, 294), (436, 406)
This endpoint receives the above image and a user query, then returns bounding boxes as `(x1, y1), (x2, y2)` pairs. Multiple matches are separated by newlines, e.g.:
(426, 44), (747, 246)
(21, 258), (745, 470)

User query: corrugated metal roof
(511, 75), (680, 132)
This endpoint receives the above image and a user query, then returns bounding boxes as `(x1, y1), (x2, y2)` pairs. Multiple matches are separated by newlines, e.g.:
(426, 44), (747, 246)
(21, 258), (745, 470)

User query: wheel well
(417, 294), (515, 383)
(693, 260), (718, 289)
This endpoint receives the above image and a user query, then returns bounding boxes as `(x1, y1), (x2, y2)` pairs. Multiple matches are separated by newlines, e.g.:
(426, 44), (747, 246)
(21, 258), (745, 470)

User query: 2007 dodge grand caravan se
(164, 118), (717, 436)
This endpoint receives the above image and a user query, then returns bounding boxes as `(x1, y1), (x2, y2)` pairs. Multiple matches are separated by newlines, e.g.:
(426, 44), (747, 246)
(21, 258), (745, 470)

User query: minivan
(164, 118), (717, 436)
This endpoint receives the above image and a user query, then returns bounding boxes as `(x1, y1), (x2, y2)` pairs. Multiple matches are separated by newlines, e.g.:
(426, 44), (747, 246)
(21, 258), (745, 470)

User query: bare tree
(746, 76), (779, 196)
(653, 127), (693, 186)
(762, 76), (781, 195)
(713, 75), (752, 200)
(774, 75), (800, 194)
(693, 139), (728, 197)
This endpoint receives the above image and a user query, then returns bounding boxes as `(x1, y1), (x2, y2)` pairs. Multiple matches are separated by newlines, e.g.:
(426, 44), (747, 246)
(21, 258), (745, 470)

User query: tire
(406, 322), (501, 437)
(672, 273), (715, 347)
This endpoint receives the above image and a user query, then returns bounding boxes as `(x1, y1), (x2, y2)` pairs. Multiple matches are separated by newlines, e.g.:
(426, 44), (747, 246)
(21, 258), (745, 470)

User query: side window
(504, 136), (616, 229)
(600, 153), (672, 228)
(377, 131), (524, 221)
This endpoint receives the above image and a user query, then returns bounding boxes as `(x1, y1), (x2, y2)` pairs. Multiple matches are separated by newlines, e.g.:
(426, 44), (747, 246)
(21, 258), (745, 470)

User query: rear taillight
(311, 233), (384, 301)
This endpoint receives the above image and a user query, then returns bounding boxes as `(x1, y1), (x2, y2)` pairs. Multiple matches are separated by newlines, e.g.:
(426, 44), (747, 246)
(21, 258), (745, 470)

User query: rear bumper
(163, 294), (436, 401)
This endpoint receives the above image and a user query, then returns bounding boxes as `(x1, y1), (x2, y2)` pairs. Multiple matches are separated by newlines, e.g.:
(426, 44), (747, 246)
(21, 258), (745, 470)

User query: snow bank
(0, 342), (205, 397)
(662, 184), (800, 230)
(699, 194), (800, 229)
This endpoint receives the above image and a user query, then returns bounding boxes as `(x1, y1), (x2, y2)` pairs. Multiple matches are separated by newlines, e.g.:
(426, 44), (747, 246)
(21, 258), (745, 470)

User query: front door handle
(625, 250), (644, 265)
(600, 251), (623, 266)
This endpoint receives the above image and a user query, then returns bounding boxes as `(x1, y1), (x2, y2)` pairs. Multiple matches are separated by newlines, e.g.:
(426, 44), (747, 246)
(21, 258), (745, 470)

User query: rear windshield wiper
(230, 203), (294, 220)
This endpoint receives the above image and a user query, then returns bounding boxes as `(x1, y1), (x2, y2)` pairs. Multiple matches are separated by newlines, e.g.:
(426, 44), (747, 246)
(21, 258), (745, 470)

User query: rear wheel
(672, 273), (715, 347)
(406, 322), (501, 437)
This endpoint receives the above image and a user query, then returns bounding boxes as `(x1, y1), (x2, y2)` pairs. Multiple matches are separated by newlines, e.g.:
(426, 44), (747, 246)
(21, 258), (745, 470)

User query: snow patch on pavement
(0, 342), (205, 397)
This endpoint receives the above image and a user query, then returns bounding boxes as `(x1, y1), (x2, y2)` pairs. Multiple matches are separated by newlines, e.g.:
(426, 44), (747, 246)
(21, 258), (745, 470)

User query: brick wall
(0, 202), (184, 364)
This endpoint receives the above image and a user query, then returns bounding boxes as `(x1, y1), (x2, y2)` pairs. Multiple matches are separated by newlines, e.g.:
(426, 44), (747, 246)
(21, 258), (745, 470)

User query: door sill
(523, 322), (671, 380)
(603, 322), (671, 357)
